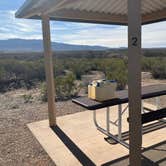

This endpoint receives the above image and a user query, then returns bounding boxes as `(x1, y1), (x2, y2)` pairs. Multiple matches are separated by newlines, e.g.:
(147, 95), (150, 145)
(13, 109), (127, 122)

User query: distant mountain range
(0, 39), (109, 52)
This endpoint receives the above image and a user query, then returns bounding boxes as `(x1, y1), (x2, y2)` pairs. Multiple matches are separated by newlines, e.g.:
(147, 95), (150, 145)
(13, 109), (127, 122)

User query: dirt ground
(0, 77), (165, 166)
(0, 89), (84, 166)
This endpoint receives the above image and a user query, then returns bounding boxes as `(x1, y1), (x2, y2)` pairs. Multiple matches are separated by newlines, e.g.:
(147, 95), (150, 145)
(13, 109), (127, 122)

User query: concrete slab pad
(28, 103), (166, 166)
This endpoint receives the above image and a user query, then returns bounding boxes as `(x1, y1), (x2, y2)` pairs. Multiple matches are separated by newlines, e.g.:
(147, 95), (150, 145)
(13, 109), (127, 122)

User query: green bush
(151, 61), (166, 79)
(41, 73), (81, 101)
(40, 82), (48, 102)
(1, 54), (165, 94)
(67, 59), (95, 80)
(22, 94), (33, 103)
(97, 59), (127, 90)
(142, 57), (154, 71)
(142, 57), (166, 79)
(0, 59), (45, 91)
(56, 73), (80, 100)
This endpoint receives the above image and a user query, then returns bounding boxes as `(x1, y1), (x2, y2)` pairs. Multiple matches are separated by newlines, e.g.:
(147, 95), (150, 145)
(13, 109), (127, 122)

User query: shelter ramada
(16, 0), (166, 165)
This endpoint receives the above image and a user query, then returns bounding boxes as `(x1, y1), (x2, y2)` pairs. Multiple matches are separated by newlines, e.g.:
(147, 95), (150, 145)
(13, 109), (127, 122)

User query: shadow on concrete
(51, 122), (165, 166)
(102, 140), (166, 166)
(51, 126), (96, 166)
(106, 121), (166, 144)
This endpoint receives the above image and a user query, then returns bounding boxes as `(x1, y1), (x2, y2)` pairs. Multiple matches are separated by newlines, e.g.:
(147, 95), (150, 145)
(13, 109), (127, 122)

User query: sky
(0, 0), (166, 48)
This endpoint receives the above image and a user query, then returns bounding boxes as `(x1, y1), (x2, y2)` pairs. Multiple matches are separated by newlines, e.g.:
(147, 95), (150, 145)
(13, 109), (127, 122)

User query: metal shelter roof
(15, 1), (166, 165)
(16, 0), (166, 25)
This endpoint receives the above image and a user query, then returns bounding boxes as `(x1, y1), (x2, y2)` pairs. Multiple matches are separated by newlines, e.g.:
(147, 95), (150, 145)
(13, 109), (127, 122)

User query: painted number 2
(132, 37), (138, 46)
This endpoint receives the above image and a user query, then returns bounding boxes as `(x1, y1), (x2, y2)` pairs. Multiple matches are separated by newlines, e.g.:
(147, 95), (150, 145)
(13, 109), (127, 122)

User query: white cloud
(0, 10), (166, 48)
(0, 10), (42, 39)
(142, 22), (166, 47)
(59, 26), (127, 47)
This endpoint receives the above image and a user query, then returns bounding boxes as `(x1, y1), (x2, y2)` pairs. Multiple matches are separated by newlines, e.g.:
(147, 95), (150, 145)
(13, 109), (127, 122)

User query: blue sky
(0, 0), (166, 48)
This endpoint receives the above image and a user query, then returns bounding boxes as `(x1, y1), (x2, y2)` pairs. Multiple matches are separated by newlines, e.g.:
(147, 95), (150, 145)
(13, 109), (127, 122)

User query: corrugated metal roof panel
(16, 0), (166, 25)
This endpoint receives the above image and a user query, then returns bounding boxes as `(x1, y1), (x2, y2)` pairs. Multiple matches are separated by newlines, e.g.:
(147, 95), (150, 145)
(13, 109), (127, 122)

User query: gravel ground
(0, 78), (165, 166)
(0, 89), (84, 166)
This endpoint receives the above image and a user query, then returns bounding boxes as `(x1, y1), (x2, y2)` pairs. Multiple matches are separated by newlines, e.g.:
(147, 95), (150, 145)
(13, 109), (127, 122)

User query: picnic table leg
(141, 101), (145, 113)
(156, 97), (166, 122)
(156, 97), (160, 109)
(93, 109), (129, 148)
(106, 107), (110, 133)
(118, 104), (122, 140)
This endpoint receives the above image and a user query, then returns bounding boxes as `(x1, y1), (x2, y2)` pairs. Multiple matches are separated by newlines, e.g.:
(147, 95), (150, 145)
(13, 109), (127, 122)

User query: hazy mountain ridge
(0, 39), (109, 52)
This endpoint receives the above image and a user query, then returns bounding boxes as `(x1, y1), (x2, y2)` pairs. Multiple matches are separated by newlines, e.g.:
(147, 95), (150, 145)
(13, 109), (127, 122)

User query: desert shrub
(40, 82), (48, 102)
(96, 58), (127, 90)
(67, 58), (95, 80)
(0, 59), (45, 92)
(142, 57), (154, 71)
(151, 61), (166, 79)
(22, 94), (33, 103)
(0, 66), (6, 80)
(105, 59), (127, 90)
(55, 73), (80, 100)
(142, 57), (166, 79)
(1, 53), (165, 94)
(54, 58), (66, 76)
(0, 59), (45, 81)
(64, 58), (128, 90)
(143, 49), (166, 57)
(41, 73), (80, 101)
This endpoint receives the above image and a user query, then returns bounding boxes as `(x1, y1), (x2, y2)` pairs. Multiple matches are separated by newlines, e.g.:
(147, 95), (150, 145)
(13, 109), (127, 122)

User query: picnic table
(72, 84), (166, 148)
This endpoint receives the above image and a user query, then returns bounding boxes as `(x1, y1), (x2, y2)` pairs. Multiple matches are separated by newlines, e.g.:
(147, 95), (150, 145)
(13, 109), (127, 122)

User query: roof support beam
(42, 15), (56, 127)
(128, 0), (142, 165)
(49, 9), (128, 25)
(142, 8), (166, 24)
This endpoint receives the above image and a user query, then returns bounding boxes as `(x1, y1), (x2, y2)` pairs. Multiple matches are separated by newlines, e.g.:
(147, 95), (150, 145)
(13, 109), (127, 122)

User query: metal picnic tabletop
(72, 84), (166, 110)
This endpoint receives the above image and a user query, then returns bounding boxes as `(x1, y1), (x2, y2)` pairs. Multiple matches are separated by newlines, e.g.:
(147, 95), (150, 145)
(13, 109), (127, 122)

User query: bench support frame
(93, 97), (165, 150)
(93, 105), (129, 149)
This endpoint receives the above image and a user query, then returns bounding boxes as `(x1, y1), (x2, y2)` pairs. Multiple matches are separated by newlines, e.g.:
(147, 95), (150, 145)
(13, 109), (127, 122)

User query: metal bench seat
(127, 108), (166, 124)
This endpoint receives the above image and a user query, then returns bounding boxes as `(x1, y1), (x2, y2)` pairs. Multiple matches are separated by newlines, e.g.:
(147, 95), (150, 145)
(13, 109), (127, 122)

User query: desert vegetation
(0, 49), (166, 101)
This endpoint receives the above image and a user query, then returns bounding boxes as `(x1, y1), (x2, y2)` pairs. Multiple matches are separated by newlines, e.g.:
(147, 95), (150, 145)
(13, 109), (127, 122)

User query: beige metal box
(88, 80), (117, 101)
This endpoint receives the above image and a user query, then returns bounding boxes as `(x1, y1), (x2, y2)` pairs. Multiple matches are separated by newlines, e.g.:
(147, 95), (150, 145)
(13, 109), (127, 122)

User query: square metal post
(128, 0), (142, 165)
(42, 15), (56, 127)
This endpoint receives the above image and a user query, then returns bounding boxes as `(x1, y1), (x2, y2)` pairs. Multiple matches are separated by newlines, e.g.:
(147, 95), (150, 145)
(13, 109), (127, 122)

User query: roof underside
(16, 0), (166, 25)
